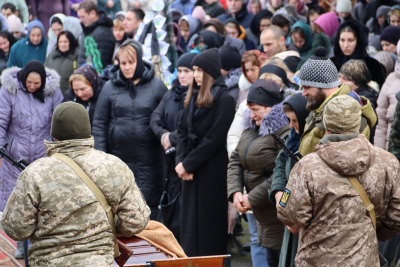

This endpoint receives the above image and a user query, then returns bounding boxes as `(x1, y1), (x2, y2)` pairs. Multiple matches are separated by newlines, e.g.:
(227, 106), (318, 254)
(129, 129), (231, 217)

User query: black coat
(77, 11), (116, 69)
(92, 61), (167, 218)
(150, 85), (188, 198)
(176, 75), (235, 256)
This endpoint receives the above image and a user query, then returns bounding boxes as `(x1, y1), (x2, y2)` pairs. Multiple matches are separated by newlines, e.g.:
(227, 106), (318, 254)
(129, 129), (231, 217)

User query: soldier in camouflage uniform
(1, 102), (150, 267)
(277, 95), (400, 266)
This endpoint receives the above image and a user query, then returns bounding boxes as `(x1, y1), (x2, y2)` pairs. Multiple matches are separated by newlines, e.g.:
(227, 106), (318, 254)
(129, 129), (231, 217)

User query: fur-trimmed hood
(225, 68), (242, 88)
(243, 102), (289, 136)
(1, 66), (61, 96)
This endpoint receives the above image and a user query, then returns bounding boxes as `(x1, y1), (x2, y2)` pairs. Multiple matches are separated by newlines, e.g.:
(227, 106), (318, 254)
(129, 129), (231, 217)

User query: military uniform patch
(279, 188), (291, 207)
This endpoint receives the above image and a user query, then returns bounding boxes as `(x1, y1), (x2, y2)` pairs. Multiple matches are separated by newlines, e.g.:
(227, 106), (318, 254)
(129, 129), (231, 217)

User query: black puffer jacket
(92, 61), (168, 217)
(77, 11), (115, 69)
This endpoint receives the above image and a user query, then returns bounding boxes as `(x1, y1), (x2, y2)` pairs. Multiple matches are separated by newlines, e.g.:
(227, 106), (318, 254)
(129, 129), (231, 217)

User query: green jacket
(299, 84), (377, 156)
(1, 137), (150, 267)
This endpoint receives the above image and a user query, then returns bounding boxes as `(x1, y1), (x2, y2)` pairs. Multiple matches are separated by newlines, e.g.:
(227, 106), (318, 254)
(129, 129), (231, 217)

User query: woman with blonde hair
(175, 48), (235, 256)
(92, 39), (167, 219)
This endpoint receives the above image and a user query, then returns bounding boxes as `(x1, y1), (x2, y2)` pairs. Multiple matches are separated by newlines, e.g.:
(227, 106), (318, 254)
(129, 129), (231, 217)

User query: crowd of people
(1, 0), (400, 266)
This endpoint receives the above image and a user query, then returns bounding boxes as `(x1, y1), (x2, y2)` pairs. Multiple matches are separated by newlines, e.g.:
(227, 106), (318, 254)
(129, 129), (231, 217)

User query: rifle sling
(52, 153), (120, 258)
(347, 176), (376, 230)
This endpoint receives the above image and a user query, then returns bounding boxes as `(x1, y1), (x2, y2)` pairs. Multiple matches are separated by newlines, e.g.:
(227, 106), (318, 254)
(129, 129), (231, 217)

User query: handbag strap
(52, 153), (120, 258)
(348, 176), (376, 230)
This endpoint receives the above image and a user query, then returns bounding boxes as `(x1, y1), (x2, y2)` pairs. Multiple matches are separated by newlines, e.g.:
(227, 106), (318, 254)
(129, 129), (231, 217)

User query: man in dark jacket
(77, 0), (115, 73)
(216, 0), (254, 29)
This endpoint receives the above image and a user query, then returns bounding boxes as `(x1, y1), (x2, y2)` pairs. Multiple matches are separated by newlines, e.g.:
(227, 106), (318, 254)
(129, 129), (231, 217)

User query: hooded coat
(289, 21), (312, 58)
(0, 66), (63, 211)
(77, 11), (116, 71)
(298, 84), (377, 157)
(331, 20), (386, 87)
(63, 65), (103, 125)
(92, 58), (167, 218)
(277, 133), (400, 266)
(374, 63), (400, 150)
(217, 4), (255, 29)
(7, 20), (49, 68)
(227, 103), (290, 250)
(176, 75), (235, 256)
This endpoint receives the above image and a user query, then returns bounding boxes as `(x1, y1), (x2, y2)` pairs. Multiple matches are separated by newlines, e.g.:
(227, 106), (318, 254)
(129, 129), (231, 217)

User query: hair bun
(314, 46), (327, 57)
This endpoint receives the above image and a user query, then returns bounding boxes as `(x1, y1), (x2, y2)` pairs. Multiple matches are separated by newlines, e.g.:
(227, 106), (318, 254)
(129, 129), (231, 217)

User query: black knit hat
(380, 25), (400, 45)
(192, 48), (221, 79)
(299, 47), (339, 88)
(177, 53), (197, 70)
(247, 79), (283, 107)
(219, 45), (242, 71)
(51, 102), (91, 141)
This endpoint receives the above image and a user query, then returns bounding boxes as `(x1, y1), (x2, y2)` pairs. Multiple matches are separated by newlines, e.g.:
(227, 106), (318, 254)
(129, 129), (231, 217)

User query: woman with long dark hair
(175, 48), (235, 256)
(0, 31), (16, 74)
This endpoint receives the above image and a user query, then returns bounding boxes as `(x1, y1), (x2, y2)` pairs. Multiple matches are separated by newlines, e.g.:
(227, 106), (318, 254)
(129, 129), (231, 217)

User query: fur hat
(324, 95), (361, 134)
(339, 59), (371, 87)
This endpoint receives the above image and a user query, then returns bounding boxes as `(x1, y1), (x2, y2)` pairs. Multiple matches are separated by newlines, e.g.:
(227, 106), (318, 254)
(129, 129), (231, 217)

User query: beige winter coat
(374, 70), (400, 149)
(278, 134), (400, 267)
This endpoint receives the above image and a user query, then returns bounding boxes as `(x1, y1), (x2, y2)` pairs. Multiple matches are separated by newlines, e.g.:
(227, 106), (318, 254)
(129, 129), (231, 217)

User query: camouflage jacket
(1, 137), (150, 267)
(298, 84), (377, 156)
(277, 134), (400, 267)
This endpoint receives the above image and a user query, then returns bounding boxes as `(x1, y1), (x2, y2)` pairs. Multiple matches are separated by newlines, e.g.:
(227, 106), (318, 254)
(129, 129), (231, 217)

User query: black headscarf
(0, 31), (17, 55)
(72, 65), (100, 95)
(56, 30), (78, 56)
(17, 60), (46, 102)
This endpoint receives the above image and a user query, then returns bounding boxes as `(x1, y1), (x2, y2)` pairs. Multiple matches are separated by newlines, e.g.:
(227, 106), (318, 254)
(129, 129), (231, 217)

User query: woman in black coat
(92, 40), (167, 219)
(330, 20), (386, 88)
(63, 65), (102, 125)
(150, 52), (197, 240)
(175, 48), (235, 256)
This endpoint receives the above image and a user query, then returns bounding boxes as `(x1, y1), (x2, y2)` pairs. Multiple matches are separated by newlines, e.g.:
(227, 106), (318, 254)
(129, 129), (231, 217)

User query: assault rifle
(0, 142), (30, 267)
(267, 128), (302, 163)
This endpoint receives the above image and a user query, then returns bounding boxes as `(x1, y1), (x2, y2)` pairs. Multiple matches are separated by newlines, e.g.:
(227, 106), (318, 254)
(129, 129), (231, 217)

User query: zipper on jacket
(243, 135), (259, 187)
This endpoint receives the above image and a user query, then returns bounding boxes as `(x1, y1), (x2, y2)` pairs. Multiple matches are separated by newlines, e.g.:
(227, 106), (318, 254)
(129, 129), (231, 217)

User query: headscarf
(56, 30), (78, 56)
(27, 20), (45, 46)
(17, 60), (46, 101)
(119, 39), (144, 80)
(241, 50), (268, 83)
(289, 20), (312, 56)
(71, 65), (100, 94)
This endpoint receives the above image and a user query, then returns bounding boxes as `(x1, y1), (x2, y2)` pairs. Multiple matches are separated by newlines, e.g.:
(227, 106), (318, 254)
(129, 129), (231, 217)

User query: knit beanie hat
(177, 53), (197, 70)
(336, 0), (352, 13)
(247, 79), (283, 107)
(323, 95), (361, 134)
(7, 14), (22, 33)
(219, 45), (242, 71)
(314, 12), (340, 38)
(376, 5), (390, 19)
(192, 48), (221, 79)
(299, 47), (339, 88)
(380, 25), (400, 45)
(51, 102), (91, 141)
(339, 59), (371, 87)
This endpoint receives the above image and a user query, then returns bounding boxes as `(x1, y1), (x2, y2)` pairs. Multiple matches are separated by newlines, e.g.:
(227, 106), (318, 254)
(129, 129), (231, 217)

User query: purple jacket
(29, 0), (70, 35)
(0, 67), (63, 211)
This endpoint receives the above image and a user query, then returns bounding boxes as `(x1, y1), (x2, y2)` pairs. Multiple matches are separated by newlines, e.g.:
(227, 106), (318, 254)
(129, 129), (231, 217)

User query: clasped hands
(175, 162), (194, 181)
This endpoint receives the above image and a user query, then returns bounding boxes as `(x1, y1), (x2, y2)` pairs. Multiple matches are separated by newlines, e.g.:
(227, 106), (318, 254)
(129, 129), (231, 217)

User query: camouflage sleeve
(277, 160), (313, 229)
(1, 169), (39, 241)
(115, 164), (150, 237)
(377, 158), (400, 241)
(388, 102), (400, 161)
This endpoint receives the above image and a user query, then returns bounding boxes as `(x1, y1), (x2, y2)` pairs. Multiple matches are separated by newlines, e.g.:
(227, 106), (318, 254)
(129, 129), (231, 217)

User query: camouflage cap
(323, 95), (361, 134)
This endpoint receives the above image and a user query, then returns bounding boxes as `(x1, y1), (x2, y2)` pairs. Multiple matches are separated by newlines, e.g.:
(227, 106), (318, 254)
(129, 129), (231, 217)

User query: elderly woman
(92, 39), (167, 219)
(63, 65), (102, 124)
(0, 60), (62, 257)
(228, 79), (289, 267)
(45, 30), (79, 94)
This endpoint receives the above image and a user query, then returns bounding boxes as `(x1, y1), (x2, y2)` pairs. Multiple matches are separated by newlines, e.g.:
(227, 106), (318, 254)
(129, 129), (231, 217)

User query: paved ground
(230, 219), (252, 267)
